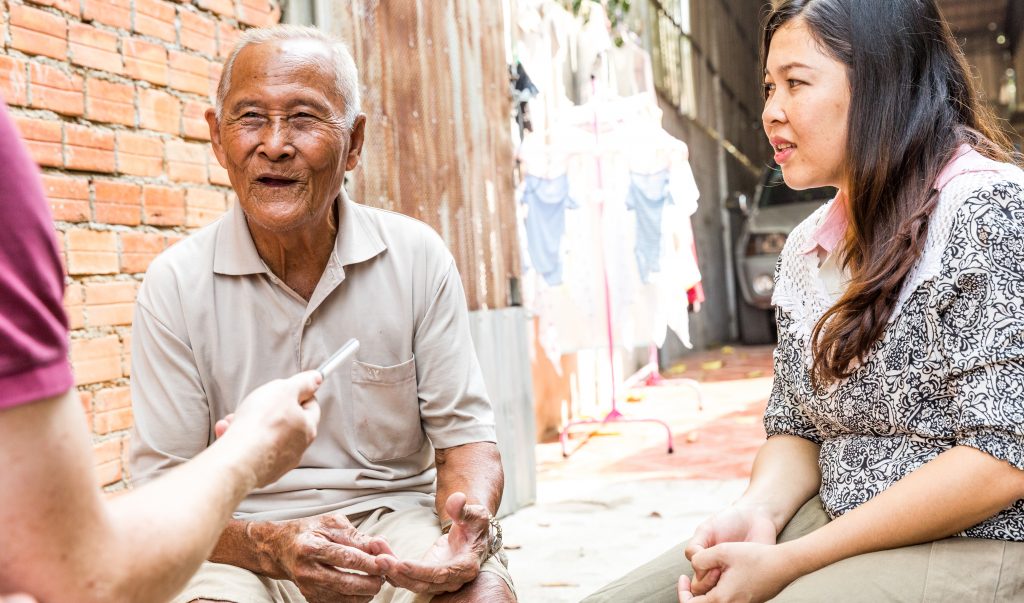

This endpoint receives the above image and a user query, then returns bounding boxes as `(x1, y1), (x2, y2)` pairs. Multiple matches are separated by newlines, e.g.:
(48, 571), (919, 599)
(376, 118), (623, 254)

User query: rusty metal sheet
(330, 1), (519, 311)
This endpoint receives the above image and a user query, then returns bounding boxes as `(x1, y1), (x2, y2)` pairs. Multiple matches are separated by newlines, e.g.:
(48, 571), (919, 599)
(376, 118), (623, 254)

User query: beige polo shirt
(128, 193), (497, 521)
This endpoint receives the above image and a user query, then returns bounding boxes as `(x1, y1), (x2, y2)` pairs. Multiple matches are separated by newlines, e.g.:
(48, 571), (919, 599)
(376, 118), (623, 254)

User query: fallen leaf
(747, 370), (764, 378)
(721, 346), (735, 355)
(649, 510), (663, 518)
(701, 360), (723, 371)
(686, 431), (700, 443)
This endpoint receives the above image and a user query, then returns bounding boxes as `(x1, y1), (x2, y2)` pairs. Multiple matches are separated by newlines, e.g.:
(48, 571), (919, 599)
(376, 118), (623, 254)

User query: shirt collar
(799, 144), (1013, 257)
(213, 189), (387, 276)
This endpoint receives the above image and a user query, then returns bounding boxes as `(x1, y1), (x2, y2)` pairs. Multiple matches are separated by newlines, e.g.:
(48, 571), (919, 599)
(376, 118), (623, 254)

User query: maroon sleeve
(0, 102), (74, 409)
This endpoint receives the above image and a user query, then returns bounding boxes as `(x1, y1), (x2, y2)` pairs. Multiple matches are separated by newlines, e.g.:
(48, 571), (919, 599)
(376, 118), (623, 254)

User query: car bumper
(737, 254), (779, 310)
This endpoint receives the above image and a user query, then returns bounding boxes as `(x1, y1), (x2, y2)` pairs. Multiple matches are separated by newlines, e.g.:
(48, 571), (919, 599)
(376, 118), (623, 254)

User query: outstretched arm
(0, 373), (321, 603)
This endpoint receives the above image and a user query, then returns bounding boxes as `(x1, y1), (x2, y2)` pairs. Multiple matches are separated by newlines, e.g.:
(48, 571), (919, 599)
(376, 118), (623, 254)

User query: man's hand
(682, 503), (778, 596)
(266, 513), (394, 603)
(678, 542), (797, 603)
(382, 492), (490, 595)
(217, 371), (323, 488)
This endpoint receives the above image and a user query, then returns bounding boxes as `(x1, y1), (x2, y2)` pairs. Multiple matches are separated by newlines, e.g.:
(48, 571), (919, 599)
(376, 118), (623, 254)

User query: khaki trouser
(583, 496), (1024, 602)
(171, 506), (514, 603)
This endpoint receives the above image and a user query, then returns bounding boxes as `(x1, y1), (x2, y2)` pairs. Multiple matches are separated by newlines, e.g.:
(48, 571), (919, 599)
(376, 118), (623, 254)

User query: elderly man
(128, 25), (515, 603)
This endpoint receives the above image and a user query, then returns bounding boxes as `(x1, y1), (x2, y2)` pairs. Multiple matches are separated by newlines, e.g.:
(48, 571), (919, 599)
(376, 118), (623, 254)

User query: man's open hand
(381, 492), (491, 595)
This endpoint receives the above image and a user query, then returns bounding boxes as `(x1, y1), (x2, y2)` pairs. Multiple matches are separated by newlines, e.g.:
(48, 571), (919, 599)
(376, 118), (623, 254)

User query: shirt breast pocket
(350, 356), (425, 462)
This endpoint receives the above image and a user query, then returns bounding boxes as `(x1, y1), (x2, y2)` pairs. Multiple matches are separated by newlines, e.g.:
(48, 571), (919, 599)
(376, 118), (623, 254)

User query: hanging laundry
(511, 61), (540, 137)
(626, 170), (673, 283)
(521, 173), (579, 286)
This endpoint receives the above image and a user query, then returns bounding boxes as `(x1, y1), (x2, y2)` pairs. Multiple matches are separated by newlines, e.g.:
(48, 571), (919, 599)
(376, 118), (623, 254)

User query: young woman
(584, 1), (1024, 601)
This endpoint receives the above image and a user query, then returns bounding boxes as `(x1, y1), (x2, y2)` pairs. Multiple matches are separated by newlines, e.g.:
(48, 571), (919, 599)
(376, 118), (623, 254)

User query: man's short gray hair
(215, 25), (361, 127)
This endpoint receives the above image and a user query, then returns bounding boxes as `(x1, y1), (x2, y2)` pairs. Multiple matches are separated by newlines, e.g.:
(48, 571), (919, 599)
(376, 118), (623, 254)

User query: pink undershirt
(800, 145), (1016, 257)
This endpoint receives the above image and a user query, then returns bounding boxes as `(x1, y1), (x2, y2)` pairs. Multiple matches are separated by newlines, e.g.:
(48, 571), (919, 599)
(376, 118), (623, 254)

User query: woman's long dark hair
(761, 0), (1017, 386)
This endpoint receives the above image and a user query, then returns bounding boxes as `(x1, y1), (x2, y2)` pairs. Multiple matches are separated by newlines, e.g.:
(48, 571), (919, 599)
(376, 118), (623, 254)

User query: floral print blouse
(766, 165), (1024, 541)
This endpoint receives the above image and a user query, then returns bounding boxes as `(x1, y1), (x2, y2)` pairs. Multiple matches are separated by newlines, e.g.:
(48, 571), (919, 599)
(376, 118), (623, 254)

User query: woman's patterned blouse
(767, 169), (1024, 541)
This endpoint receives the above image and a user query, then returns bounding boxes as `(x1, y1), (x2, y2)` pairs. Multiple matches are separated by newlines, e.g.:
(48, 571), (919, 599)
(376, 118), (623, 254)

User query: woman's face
(762, 18), (851, 190)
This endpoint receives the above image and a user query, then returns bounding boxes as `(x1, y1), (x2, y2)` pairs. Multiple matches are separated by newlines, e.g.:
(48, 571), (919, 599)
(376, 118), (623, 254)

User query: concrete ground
(502, 346), (775, 602)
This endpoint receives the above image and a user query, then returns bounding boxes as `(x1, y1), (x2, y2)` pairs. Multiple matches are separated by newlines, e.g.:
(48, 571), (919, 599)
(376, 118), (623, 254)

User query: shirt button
(304, 317), (312, 326)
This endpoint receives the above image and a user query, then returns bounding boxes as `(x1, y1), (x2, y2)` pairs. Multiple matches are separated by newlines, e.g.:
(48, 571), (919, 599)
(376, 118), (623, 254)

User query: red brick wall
(0, 0), (280, 491)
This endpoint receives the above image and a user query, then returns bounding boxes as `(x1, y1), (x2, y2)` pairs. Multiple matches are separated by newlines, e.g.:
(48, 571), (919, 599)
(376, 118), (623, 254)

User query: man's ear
(345, 113), (367, 171)
(205, 108), (228, 168)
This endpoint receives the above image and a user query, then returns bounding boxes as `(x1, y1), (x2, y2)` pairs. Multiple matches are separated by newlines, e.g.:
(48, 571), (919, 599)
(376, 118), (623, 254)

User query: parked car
(728, 165), (836, 344)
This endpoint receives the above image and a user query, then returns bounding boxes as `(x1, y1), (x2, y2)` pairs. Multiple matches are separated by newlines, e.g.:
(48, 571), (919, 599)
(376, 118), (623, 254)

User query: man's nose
(259, 118), (295, 161)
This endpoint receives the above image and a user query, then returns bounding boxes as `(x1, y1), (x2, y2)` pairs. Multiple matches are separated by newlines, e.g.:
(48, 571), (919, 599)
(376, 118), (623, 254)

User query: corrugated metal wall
(329, 1), (519, 311)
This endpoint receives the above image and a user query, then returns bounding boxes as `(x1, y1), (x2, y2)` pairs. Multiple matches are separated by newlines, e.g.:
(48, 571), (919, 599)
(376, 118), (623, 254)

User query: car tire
(737, 299), (776, 345)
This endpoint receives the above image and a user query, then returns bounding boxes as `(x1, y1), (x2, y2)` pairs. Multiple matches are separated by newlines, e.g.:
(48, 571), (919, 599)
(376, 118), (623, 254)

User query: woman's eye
(788, 79), (803, 88)
(763, 82), (776, 95)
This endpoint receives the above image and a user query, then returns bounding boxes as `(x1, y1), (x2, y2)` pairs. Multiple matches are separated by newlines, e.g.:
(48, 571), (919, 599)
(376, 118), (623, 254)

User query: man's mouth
(256, 176), (299, 187)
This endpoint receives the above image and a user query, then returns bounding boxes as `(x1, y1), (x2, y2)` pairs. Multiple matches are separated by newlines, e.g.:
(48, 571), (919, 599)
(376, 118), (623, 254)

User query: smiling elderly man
(128, 25), (515, 603)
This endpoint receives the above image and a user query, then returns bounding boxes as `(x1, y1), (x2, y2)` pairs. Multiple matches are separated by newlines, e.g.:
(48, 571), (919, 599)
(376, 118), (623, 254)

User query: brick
(82, 0), (132, 30)
(69, 23), (123, 74)
(95, 406), (133, 434)
(179, 8), (217, 56)
(166, 233), (186, 248)
(42, 174), (90, 222)
(54, 231), (68, 274)
(168, 50), (210, 96)
(120, 231), (165, 273)
(79, 390), (93, 415)
(138, 87), (180, 133)
(208, 60), (223, 99)
(120, 333), (132, 377)
(66, 228), (119, 275)
(186, 187), (225, 227)
(70, 334), (121, 384)
(93, 180), (142, 226)
(65, 124), (116, 173)
(28, 62), (84, 117)
(134, 0), (177, 43)
(9, 4), (68, 60)
(167, 140), (207, 183)
(198, 0), (235, 18)
(0, 55), (29, 106)
(142, 185), (185, 226)
(236, 0), (278, 28)
(63, 282), (86, 330)
(217, 20), (240, 60)
(95, 459), (123, 486)
(85, 281), (138, 327)
(94, 386), (132, 412)
(12, 116), (62, 168)
(29, 0), (81, 16)
(123, 38), (168, 86)
(182, 100), (212, 140)
(115, 131), (164, 177)
(86, 78), (135, 126)
(93, 437), (122, 465)
(94, 406), (132, 433)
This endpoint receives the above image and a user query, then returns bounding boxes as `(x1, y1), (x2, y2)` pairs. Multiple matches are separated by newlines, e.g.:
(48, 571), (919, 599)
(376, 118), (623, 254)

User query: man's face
(207, 39), (365, 235)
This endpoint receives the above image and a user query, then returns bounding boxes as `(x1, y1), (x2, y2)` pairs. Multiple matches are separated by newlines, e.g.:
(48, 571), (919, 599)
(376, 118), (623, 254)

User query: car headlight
(751, 274), (775, 297)
(746, 233), (787, 255)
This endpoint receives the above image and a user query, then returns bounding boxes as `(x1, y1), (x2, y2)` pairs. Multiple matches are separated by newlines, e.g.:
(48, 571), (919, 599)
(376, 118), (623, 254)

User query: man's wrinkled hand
(381, 492), (490, 595)
(271, 512), (394, 603)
